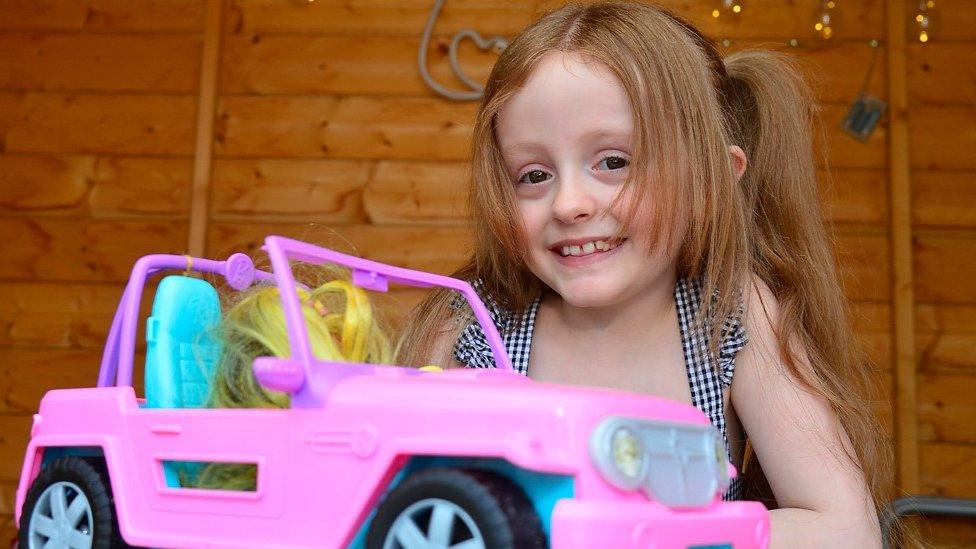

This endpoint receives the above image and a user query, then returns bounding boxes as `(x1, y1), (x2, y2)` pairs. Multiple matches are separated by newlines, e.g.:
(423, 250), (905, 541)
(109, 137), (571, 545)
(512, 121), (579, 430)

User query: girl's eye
(597, 156), (630, 171)
(518, 169), (552, 184)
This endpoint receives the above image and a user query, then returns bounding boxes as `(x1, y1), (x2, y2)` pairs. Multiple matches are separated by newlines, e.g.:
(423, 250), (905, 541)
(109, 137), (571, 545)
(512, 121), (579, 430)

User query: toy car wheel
(366, 467), (545, 549)
(19, 456), (125, 549)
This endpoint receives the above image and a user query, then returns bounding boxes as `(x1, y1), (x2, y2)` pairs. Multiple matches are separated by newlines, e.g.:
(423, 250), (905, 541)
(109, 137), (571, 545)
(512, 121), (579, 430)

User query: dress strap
(452, 279), (539, 375)
(675, 277), (747, 500)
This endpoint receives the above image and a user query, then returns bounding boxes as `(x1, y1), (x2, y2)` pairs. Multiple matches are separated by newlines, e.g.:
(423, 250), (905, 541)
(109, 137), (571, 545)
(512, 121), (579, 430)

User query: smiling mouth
(551, 238), (627, 258)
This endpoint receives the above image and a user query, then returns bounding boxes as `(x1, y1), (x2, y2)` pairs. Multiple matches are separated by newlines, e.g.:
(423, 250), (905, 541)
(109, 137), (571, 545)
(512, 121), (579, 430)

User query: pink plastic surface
(16, 236), (769, 548)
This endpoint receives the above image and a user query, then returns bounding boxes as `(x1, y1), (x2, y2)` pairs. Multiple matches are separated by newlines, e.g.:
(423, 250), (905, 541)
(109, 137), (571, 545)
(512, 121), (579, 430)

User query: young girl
(399, 2), (895, 546)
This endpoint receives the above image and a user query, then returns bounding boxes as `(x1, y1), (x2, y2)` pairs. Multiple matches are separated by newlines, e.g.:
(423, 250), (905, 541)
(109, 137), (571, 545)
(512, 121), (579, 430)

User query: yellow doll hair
(195, 264), (392, 489)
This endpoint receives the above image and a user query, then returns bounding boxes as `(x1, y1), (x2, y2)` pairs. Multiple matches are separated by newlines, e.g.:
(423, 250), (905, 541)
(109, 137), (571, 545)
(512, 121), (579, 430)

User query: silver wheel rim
(383, 498), (485, 549)
(28, 480), (94, 549)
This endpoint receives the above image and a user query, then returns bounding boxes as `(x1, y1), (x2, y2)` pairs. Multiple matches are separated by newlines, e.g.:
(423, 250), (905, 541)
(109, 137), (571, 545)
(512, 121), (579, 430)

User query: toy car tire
(366, 467), (546, 549)
(19, 456), (127, 549)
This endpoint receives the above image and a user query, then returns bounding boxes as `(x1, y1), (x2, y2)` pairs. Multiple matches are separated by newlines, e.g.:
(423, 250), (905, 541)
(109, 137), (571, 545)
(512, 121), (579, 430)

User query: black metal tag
(841, 92), (887, 142)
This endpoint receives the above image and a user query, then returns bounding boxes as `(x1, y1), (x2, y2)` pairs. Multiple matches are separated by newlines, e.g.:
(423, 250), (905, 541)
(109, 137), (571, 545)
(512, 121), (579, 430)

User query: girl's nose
(551, 173), (596, 224)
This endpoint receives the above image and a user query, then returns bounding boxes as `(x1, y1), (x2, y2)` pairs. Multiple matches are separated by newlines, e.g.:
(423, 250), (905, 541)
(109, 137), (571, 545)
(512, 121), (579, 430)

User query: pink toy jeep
(15, 236), (768, 549)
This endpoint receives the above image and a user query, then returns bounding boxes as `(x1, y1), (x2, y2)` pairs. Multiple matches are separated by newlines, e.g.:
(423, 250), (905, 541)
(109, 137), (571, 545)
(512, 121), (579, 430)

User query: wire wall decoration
(418, 0), (509, 101)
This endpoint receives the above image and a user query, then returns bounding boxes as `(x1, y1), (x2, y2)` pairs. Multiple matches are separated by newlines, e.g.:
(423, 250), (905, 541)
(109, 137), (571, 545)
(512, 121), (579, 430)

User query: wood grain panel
(207, 222), (472, 275)
(913, 170), (976, 229)
(917, 373), (976, 445)
(901, 0), (976, 42)
(0, 0), (204, 32)
(919, 442), (976, 498)
(0, 348), (103, 414)
(0, 480), (14, 518)
(90, 157), (192, 216)
(215, 95), (477, 160)
(916, 303), (976, 375)
(0, 33), (201, 93)
(0, 155), (95, 214)
(228, 0), (884, 40)
(211, 158), (369, 222)
(821, 168), (887, 225)
(727, 41), (888, 103)
(365, 160), (467, 225)
(916, 516), (976, 548)
(851, 302), (893, 370)
(835, 229), (890, 302)
(221, 34), (886, 103)
(909, 105), (976, 171)
(0, 414), (30, 480)
(0, 282), (124, 349)
(914, 230), (976, 304)
(818, 103), (887, 169)
(0, 155), (192, 217)
(908, 43), (976, 106)
(0, 92), (197, 155)
(221, 34), (497, 97)
(0, 218), (187, 282)
(226, 0), (539, 36)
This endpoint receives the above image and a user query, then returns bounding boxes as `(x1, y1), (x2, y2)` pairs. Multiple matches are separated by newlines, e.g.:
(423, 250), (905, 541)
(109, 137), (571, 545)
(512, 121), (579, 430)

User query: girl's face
(495, 52), (683, 308)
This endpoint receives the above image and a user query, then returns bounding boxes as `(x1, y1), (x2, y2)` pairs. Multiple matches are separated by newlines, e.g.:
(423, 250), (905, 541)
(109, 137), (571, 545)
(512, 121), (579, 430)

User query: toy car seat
(144, 275), (222, 486)
(145, 275), (222, 409)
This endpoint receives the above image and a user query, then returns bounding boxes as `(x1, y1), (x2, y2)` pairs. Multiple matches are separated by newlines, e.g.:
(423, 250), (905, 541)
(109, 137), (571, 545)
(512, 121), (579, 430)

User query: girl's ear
(729, 145), (748, 181)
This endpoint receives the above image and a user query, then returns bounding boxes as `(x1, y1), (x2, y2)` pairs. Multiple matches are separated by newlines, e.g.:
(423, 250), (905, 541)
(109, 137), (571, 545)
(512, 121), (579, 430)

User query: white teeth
(557, 238), (622, 257)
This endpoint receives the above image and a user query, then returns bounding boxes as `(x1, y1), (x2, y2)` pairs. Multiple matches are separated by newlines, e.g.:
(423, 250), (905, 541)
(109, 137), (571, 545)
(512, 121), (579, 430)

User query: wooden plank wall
(904, 0), (976, 543)
(0, 0), (972, 545)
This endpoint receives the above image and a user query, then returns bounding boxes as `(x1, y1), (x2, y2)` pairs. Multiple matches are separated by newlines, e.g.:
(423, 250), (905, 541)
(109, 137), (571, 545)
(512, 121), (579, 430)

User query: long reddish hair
(397, 3), (899, 539)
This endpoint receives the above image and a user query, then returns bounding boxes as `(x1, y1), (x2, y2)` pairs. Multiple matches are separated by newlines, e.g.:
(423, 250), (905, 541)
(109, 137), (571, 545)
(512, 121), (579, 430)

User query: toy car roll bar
(98, 236), (512, 390)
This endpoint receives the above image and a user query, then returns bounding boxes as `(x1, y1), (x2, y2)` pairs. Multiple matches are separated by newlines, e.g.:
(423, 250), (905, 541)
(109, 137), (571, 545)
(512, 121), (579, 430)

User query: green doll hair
(194, 263), (393, 490)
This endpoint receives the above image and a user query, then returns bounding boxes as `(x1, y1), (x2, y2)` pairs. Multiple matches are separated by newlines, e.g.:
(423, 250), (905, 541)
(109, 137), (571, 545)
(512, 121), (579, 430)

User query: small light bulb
(815, 22), (824, 30)
(712, 9), (720, 17)
(926, 0), (934, 7)
(919, 31), (929, 42)
(827, 0), (835, 7)
(823, 26), (832, 39)
(732, 4), (741, 13)
(916, 14), (924, 22)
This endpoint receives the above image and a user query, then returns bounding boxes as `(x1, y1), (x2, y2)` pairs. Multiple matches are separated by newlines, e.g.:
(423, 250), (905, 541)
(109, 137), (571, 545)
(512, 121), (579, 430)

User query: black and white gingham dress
(453, 277), (747, 501)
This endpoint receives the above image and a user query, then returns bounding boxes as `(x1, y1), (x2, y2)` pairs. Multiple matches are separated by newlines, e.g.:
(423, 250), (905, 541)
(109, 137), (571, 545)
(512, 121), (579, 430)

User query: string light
(712, 0), (743, 18)
(913, 0), (935, 43)
(813, 0), (839, 41)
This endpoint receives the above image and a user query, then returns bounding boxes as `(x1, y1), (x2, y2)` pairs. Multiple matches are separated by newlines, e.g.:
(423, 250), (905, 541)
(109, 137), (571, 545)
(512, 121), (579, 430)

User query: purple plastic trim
(99, 254), (274, 388)
(99, 237), (514, 394)
(261, 236), (514, 373)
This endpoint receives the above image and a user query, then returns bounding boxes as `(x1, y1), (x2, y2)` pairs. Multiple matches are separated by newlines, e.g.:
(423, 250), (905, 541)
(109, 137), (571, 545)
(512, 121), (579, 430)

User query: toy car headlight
(589, 418), (648, 490)
(611, 426), (645, 482)
(589, 417), (729, 507)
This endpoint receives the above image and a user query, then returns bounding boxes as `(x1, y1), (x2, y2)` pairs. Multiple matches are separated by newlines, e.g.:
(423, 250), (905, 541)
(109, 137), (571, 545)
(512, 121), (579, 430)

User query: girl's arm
(731, 277), (882, 548)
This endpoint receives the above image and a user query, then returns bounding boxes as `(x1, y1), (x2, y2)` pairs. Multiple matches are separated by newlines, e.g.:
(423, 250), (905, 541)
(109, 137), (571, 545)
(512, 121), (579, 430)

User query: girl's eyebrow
(500, 141), (547, 157)
(577, 128), (632, 144)
(503, 128), (631, 154)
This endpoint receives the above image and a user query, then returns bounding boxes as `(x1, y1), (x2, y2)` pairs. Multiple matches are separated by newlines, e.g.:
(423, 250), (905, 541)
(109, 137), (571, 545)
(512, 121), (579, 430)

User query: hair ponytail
(723, 50), (905, 542)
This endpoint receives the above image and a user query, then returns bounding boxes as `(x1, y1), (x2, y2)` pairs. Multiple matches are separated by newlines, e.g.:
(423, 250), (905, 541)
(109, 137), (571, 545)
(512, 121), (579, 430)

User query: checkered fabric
(454, 277), (747, 501)
(674, 277), (748, 501)
(453, 280), (539, 374)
